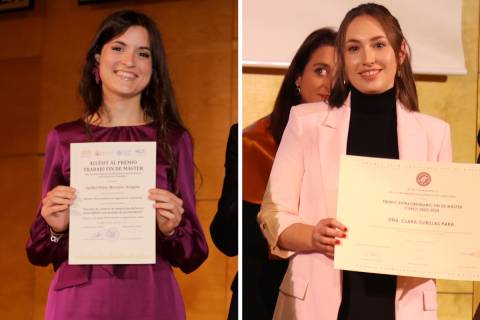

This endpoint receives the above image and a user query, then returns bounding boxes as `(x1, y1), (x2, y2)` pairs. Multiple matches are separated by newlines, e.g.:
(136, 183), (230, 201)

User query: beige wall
(0, 0), (237, 319)
(243, 0), (479, 318)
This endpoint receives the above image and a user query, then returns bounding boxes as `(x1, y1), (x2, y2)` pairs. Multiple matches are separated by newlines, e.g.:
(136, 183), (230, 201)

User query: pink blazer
(258, 97), (452, 320)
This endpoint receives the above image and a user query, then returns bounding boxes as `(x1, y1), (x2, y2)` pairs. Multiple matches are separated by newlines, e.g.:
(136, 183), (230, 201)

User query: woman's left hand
(149, 188), (184, 236)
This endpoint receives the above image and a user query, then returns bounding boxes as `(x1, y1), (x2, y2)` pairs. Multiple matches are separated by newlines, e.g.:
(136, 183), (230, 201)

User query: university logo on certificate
(69, 141), (157, 264)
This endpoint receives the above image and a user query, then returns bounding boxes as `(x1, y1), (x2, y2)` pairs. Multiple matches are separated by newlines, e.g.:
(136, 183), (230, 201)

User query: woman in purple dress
(26, 10), (208, 320)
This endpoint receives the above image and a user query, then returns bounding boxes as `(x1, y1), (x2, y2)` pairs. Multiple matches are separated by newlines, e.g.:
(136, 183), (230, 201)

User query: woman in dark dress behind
(243, 28), (336, 320)
(210, 124), (238, 320)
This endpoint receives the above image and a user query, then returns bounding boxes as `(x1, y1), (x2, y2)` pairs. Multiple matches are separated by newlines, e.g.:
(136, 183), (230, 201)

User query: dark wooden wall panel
(0, 157), (40, 319)
(0, 58), (41, 155)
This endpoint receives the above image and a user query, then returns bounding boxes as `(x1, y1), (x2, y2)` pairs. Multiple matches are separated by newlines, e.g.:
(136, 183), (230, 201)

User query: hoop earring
(295, 85), (301, 96)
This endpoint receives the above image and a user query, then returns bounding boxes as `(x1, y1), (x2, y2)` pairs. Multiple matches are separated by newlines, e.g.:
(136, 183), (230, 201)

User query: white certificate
(334, 155), (480, 281)
(69, 142), (156, 264)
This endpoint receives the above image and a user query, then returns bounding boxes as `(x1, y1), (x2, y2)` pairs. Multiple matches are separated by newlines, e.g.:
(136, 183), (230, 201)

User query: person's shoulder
(52, 119), (85, 135)
(411, 110), (449, 132)
(168, 125), (193, 149)
(243, 116), (274, 146)
(288, 101), (333, 131)
(46, 119), (85, 143)
(227, 123), (238, 147)
(242, 117), (276, 160)
(290, 101), (331, 119)
(229, 123), (238, 134)
(243, 116), (270, 139)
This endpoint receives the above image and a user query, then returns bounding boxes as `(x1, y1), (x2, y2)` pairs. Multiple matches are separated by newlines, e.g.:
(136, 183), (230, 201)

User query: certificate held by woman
(335, 155), (480, 281)
(69, 141), (157, 265)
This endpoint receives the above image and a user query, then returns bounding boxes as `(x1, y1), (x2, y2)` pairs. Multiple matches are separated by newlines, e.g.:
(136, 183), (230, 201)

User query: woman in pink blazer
(258, 3), (451, 320)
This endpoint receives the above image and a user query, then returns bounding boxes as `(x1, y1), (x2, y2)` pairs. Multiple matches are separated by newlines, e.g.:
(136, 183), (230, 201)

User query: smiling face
(96, 26), (153, 100)
(295, 45), (335, 103)
(344, 15), (401, 94)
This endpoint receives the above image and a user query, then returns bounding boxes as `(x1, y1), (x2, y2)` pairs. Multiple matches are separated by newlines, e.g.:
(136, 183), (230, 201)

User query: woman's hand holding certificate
(149, 189), (184, 237)
(312, 218), (347, 258)
(41, 186), (76, 233)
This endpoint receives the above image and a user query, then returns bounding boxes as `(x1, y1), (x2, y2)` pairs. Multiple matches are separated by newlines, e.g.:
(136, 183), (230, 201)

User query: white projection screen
(243, 0), (466, 75)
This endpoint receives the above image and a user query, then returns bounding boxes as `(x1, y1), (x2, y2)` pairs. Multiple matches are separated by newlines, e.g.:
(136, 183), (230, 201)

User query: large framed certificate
(334, 155), (480, 281)
(69, 141), (156, 264)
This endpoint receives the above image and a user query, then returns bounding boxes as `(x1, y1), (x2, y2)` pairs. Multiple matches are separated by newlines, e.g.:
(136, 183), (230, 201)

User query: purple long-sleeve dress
(26, 120), (209, 320)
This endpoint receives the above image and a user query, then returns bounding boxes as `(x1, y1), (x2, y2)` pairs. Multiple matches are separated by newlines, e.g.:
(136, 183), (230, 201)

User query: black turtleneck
(346, 86), (399, 159)
(337, 86), (398, 320)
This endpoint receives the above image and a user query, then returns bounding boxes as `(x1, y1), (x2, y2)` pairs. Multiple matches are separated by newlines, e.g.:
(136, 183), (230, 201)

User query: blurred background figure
(243, 28), (336, 320)
(210, 124), (238, 320)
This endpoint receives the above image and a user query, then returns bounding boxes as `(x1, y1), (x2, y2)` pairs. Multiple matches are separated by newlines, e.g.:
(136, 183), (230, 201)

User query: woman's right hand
(40, 186), (76, 233)
(312, 218), (347, 258)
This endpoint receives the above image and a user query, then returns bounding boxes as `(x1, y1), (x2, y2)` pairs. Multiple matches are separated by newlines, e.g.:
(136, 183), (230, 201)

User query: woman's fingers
(156, 210), (176, 220)
(42, 186), (75, 217)
(151, 195), (183, 208)
(56, 186), (75, 192)
(321, 243), (335, 253)
(40, 186), (74, 233)
(312, 234), (338, 254)
(316, 243), (335, 258)
(154, 202), (184, 215)
(322, 226), (340, 238)
(43, 196), (74, 207)
(43, 204), (69, 216)
(149, 188), (184, 216)
(313, 234), (338, 246)
(52, 191), (76, 200)
(318, 218), (347, 237)
(43, 187), (76, 206)
(150, 189), (184, 236)
(47, 187), (76, 198)
(326, 218), (347, 232)
(153, 201), (175, 210)
(148, 189), (183, 206)
(312, 218), (348, 256)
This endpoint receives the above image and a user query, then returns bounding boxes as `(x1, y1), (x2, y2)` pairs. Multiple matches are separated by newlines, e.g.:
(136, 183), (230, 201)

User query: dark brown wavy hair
(79, 10), (185, 191)
(269, 28), (337, 145)
(329, 3), (418, 111)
